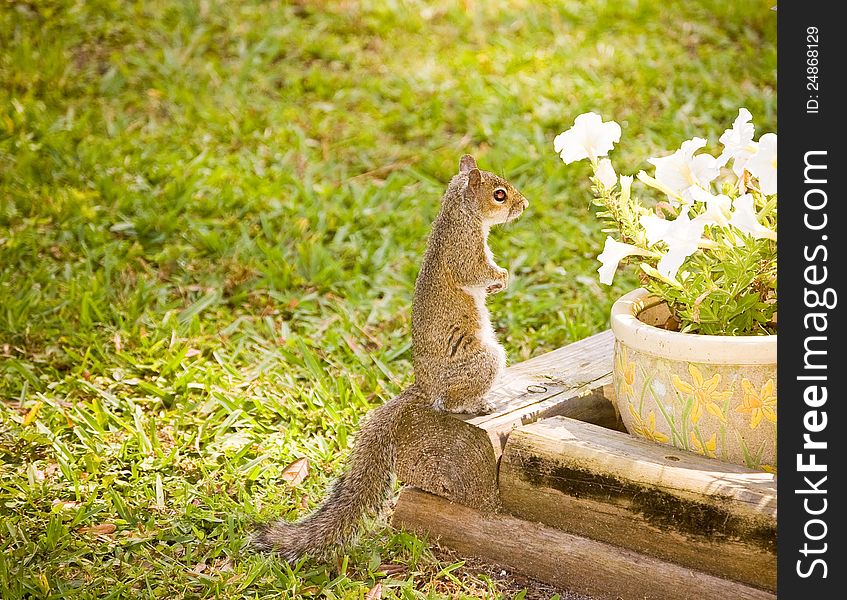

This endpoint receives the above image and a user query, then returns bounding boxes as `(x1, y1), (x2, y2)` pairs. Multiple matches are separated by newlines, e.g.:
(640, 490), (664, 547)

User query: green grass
(1, 1), (775, 598)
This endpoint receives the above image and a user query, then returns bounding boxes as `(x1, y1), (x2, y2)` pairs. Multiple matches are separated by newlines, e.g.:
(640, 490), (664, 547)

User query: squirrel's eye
(493, 188), (507, 203)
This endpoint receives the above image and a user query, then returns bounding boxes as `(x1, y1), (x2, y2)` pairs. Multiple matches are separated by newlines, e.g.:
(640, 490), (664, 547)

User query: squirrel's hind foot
(471, 399), (497, 415)
(439, 397), (496, 415)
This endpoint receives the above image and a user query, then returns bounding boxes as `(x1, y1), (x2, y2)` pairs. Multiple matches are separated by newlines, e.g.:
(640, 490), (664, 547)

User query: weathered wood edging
(500, 416), (777, 590)
(395, 330), (620, 509)
(393, 488), (775, 600)
(391, 330), (777, 597)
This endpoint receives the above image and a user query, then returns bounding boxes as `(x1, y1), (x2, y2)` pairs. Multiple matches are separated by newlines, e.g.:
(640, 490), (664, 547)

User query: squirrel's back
(413, 174), (485, 348)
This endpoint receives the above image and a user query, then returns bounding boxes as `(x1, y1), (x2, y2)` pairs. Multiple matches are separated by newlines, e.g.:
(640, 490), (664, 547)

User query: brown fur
(252, 156), (528, 561)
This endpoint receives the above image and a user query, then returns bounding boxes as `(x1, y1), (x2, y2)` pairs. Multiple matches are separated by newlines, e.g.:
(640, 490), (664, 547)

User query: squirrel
(252, 155), (528, 561)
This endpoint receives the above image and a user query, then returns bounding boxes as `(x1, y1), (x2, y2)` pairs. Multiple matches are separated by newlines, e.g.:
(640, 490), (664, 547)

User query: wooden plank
(463, 329), (620, 457)
(392, 488), (775, 600)
(396, 330), (621, 509)
(499, 416), (777, 591)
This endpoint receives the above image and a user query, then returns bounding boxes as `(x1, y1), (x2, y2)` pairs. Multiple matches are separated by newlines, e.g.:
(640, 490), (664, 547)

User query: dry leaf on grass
(377, 564), (407, 576)
(78, 523), (117, 535)
(281, 457), (309, 486)
(365, 583), (382, 600)
(341, 332), (364, 356)
(23, 401), (43, 426)
(212, 557), (234, 573)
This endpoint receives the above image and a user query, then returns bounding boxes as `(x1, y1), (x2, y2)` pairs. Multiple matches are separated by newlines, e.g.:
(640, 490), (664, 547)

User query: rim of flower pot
(610, 288), (777, 365)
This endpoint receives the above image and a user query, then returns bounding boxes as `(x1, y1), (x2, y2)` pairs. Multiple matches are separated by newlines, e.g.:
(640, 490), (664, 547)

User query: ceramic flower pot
(611, 288), (777, 471)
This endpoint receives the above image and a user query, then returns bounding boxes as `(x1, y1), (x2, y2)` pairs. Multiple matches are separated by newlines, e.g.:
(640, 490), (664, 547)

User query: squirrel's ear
(466, 168), (481, 190)
(459, 154), (477, 173)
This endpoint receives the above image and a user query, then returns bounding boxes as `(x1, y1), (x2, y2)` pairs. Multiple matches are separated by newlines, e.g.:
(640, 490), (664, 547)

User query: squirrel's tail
(251, 386), (420, 562)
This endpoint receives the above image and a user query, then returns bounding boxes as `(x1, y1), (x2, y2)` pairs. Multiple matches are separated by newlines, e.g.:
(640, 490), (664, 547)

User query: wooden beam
(392, 488), (775, 600)
(499, 417), (777, 591)
(395, 330), (621, 509)
(463, 329), (621, 458)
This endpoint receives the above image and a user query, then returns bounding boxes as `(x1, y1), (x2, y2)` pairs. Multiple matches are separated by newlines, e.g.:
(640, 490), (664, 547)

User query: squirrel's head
(457, 155), (529, 226)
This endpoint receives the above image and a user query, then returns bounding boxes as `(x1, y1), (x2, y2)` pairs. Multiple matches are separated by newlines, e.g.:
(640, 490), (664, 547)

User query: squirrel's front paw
(486, 269), (508, 294)
(485, 281), (505, 294)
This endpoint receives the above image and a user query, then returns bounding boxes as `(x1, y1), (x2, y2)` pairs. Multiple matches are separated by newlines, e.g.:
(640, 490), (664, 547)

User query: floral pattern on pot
(614, 340), (777, 471)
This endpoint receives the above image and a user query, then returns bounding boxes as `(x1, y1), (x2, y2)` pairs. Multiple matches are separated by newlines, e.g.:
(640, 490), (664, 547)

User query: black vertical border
(778, 3), (845, 596)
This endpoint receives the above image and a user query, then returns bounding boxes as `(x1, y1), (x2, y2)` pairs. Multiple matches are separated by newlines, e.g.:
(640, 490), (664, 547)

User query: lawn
(1, 1), (776, 598)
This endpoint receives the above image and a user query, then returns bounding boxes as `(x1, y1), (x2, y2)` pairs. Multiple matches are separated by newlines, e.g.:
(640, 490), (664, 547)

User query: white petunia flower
(746, 133), (777, 195)
(595, 158), (617, 188)
(636, 170), (681, 202)
(596, 236), (648, 285)
(647, 138), (719, 204)
(717, 108), (758, 176)
(690, 186), (732, 227)
(650, 211), (706, 280)
(554, 112), (622, 164)
(730, 194), (777, 241)
(640, 214), (672, 246)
